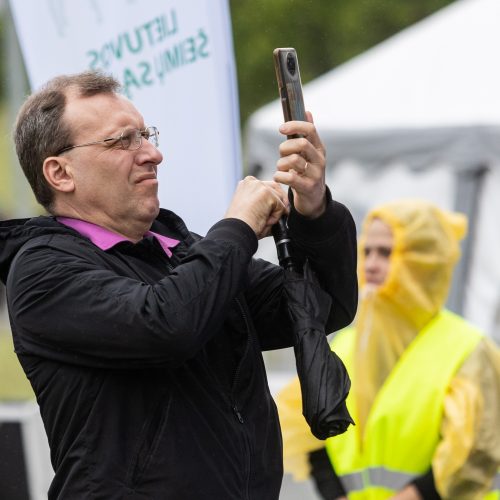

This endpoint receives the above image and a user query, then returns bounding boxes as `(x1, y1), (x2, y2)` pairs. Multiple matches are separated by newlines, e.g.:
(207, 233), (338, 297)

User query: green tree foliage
(230, 0), (455, 127)
(0, 14), (4, 101)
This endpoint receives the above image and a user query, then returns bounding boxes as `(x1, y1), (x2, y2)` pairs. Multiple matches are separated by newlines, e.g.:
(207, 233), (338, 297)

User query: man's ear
(43, 156), (75, 193)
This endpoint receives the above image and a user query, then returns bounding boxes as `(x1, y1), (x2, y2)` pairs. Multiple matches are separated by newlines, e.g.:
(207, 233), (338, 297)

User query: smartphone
(271, 48), (307, 270)
(273, 48), (306, 138)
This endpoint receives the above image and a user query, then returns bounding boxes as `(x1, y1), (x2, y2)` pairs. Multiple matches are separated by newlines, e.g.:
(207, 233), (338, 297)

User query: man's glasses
(55, 126), (159, 155)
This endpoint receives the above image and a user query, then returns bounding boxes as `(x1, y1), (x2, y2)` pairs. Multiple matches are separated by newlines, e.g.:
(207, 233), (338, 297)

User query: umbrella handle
(272, 216), (295, 271)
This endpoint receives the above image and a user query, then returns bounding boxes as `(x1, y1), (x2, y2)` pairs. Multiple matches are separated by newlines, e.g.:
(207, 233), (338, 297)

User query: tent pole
(448, 164), (488, 315)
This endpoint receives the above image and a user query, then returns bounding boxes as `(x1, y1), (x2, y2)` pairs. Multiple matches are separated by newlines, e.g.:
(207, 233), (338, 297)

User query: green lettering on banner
(183, 37), (196, 64)
(107, 38), (125, 61)
(164, 45), (181, 71)
(197, 29), (209, 58)
(164, 9), (178, 37)
(100, 45), (115, 68)
(87, 50), (99, 69)
(143, 19), (161, 46)
(84, 7), (212, 100)
(125, 28), (211, 99)
(153, 54), (166, 85)
(123, 67), (141, 99)
(124, 30), (143, 54)
(86, 11), (177, 70)
(139, 61), (154, 86)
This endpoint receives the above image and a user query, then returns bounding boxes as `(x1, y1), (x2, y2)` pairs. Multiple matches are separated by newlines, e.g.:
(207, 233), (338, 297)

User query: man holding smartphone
(0, 70), (357, 499)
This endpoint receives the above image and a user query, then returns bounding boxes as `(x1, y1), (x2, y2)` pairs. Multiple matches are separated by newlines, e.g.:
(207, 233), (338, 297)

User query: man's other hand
(224, 176), (288, 239)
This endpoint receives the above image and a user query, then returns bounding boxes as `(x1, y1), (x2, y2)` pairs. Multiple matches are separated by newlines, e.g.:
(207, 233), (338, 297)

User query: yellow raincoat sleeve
(275, 376), (325, 481)
(434, 337), (500, 499)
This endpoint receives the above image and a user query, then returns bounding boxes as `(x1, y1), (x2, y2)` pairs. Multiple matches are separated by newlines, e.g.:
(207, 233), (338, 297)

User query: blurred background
(0, 0), (456, 218)
(2, 0), (495, 498)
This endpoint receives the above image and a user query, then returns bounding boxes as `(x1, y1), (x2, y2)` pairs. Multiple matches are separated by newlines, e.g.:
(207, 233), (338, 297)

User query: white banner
(9, 0), (241, 235)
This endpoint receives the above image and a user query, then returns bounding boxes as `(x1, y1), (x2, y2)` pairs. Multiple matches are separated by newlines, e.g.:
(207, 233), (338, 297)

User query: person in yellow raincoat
(276, 199), (500, 500)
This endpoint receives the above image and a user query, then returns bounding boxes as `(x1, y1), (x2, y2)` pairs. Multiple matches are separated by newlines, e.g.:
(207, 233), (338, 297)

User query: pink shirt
(57, 217), (179, 257)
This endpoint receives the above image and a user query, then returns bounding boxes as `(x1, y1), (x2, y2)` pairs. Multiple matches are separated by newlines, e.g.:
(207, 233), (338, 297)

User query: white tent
(246, 0), (500, 342)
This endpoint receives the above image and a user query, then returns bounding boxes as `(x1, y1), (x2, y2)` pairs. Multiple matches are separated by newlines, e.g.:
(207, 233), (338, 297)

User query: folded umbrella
(282, 259), (354, 440)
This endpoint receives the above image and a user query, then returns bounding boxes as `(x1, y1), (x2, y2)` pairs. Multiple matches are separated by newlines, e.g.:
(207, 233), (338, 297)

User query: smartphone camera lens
(286, 53), (296, 75)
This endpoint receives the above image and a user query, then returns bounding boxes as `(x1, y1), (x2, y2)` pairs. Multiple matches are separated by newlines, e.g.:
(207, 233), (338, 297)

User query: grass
(0, 108), (36, 400)
(0, 328), (34, 400)
(0, 108), (35, 400)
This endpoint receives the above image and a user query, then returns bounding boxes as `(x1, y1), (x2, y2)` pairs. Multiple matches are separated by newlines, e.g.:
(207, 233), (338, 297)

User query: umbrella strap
(293, 319), (325, 335)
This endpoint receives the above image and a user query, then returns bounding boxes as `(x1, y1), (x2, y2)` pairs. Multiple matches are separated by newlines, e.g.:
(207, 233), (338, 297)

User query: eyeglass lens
(145, 127), (159, 147)
(120, 127), (159, 150)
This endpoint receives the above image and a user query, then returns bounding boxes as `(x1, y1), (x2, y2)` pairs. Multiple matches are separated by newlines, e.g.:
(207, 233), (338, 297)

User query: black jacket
(0, 195), (357, 500)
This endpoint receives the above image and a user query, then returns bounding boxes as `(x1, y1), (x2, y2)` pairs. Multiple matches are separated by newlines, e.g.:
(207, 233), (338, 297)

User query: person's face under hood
(363, 218), (393, 288)
(359, 200), (467, 325)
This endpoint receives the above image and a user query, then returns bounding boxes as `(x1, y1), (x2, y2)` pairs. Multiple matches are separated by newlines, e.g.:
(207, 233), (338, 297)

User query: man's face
(363, 218), (393, 286)
(59, 91), (163, 230)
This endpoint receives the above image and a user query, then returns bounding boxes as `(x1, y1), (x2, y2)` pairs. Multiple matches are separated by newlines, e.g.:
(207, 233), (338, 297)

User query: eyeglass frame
(54, 126), (159, 156)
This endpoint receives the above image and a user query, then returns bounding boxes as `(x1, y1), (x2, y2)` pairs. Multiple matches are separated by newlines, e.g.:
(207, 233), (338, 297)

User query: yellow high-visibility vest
(325, 310), (499, 499)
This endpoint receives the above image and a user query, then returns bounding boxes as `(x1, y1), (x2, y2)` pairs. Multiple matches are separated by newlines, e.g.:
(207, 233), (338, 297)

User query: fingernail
(279, 124), (288, 133)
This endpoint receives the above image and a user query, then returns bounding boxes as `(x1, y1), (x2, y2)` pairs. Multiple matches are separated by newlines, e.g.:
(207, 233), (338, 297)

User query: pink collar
(57, 217), (180, 257)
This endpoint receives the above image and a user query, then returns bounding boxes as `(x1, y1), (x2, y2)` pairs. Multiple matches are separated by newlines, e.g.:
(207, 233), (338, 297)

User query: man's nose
(137, 138), (163, 164)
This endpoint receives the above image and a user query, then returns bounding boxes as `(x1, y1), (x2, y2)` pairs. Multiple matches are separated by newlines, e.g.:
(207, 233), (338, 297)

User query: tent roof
(247, 0), (500, 169)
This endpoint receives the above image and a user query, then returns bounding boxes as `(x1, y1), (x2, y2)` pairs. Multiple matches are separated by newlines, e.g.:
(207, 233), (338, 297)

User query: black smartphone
(273, 48), (306, 138)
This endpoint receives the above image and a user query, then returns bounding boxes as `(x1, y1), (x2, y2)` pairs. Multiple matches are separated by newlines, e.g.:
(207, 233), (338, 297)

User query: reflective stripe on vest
(326, 310), (484, 499)
(340, 469), (500, 499)
(339, 467), (415, 492)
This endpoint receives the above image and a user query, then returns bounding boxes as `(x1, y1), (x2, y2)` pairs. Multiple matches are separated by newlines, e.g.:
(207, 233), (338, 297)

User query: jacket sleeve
(431, 338), (500, 498)
(244, 188), (358, 350)
(7, 219), (258, 369)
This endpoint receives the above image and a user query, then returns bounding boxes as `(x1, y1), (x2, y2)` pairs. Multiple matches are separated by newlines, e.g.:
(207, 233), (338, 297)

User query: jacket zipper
(164, 237), (253, 497)
(232, 296), (252, 500)
(232, 404), (244, 424)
